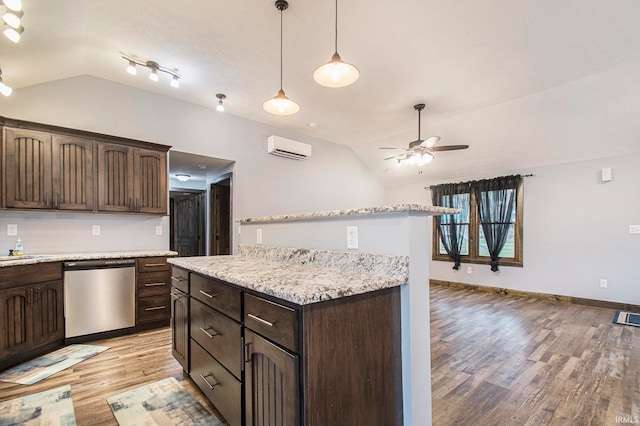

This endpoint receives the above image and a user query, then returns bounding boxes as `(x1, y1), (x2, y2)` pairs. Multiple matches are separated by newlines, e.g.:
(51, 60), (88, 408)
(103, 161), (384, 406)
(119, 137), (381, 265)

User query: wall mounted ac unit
(267, 135), (312, 160)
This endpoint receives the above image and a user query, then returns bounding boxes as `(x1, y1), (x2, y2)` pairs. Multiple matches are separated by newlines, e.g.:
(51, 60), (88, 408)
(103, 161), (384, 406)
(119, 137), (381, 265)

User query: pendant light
(263, 0), (299, 116)
(313, 0), (359, 88)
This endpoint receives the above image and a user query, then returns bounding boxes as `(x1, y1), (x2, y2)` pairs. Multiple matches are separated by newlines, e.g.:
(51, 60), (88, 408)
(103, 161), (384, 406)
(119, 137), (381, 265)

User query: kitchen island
(169, 245), (408, 426)
(170, 203), (455, 426)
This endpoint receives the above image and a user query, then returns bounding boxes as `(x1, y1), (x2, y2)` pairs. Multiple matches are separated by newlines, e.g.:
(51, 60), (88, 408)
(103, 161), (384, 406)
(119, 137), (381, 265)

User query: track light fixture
(2, 0), (23, 43)
(216, 94), (226, 112)
(263, 0), (299, 116)
(313, 0), (359, 88)
(0, 68), (12, 96)
(121, 54), (181, 88)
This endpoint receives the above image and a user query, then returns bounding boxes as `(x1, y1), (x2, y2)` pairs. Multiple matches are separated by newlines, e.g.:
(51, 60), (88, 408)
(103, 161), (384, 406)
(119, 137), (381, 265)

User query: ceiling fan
(380, 103), (469, 166)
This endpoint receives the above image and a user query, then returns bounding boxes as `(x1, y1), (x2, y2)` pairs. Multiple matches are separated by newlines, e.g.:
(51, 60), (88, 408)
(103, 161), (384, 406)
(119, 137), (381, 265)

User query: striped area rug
(613, 311), (640, 327)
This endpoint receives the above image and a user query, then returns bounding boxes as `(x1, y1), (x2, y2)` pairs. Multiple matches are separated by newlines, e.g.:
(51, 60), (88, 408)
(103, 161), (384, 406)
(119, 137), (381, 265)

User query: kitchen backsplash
(0, 211), (169, 255)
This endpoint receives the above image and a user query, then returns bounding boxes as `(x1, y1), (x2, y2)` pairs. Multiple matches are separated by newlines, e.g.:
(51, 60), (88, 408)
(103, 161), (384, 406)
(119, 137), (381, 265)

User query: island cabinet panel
(171, 267), (190, 372)
(244, 293), (298, 353)
(191, 339), (243, 426)
(190, 274), (241, 321)
(244, 329), (299, 426)
(3, 128), (53, 209)
(0, 262), (64, 370)
(51, 135), (94, 211)
(301, 287), (403, 426)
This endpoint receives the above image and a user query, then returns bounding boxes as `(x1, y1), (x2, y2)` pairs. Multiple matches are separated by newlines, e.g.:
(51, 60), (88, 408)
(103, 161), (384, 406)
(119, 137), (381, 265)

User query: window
(432, 177), (523, 268)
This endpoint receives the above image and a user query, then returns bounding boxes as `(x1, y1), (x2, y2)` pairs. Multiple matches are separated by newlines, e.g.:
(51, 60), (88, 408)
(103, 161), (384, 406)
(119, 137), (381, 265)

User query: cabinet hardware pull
(199, 327), (220, 339)
(170, 293), (180, 300)
(144, 263), (166, 267)
(171, 277), (185, 282)
(247, 313), (274, 327)
(145, 282), (166, 287)
(244, 343), (252, 364)
(199, 290), (218, 298)
(145, 306), (166, 311)
(199, 374), (219, 390)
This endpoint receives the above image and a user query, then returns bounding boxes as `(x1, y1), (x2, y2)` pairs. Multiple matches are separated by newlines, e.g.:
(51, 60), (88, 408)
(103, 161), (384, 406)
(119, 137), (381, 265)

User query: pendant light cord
(280, 7), (284, 91)
(334, 0), (338, 54)
(418, 108), (422, 140)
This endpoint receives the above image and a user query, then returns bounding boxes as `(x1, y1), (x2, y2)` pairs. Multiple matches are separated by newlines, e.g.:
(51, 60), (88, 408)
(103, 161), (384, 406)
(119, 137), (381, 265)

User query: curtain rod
(424, 174), (534, 190)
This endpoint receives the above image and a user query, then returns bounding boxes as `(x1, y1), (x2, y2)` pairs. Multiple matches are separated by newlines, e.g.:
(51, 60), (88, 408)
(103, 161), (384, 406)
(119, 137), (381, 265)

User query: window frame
(432, 179), (524, 267)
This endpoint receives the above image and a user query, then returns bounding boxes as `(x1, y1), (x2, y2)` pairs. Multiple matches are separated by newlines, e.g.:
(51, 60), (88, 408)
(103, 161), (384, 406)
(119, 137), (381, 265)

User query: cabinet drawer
(191, 339), (242, 426)
(244, 294), (298, 353)
(171, 267), (189, 293)
(190, 298), (242, 379)
(191, 274), (241, 322)
(138, 270), (171, 297)
(137, 294), (171, 323)
(136, 256), (170, 272)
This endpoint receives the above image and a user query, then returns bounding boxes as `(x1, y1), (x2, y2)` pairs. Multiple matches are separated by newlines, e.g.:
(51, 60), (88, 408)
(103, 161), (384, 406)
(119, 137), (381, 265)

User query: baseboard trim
(430, 279), (640, 312)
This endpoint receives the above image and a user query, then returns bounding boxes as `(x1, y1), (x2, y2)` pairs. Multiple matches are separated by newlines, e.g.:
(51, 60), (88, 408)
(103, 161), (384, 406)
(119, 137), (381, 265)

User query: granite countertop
(168, 245), (409, 305)
(0, 250), (178, 268)
(237, 203), (458, 224)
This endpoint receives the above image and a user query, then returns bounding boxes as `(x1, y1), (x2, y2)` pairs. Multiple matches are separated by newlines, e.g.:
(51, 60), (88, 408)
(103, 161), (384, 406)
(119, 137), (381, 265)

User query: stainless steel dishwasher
(64, 259), (136, 342)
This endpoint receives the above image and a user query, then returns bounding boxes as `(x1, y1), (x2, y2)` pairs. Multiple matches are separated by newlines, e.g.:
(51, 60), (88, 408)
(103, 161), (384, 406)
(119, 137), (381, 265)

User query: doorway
(170, 190), (206, 256)
(210, 175), (232, 255)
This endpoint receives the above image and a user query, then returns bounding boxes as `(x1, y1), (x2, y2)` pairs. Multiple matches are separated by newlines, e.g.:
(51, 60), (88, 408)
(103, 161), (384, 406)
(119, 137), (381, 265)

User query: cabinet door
(0, 286), (34, 359)
(51, 135), (94, 211)
(32, 281), (64, 347)
(96, 142), (134, 212)
(4, 128), (53, 209)
(245, 330), (299, 426)
(171, 287), (189, 372)
(134, 148), (167, 214)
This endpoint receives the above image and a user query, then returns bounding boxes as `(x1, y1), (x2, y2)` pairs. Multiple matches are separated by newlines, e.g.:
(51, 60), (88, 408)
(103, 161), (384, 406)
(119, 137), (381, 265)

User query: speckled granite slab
(238, 244), (408, 277)
(168, 254), (408, 305)
(0, 250), (177, 268)
(237, 203), (458, 224)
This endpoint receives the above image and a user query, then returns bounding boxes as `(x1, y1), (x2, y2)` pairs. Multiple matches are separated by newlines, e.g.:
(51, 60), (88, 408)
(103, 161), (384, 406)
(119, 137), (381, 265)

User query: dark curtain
(431, 182), (471, 270)
(473, 175), (521, 271)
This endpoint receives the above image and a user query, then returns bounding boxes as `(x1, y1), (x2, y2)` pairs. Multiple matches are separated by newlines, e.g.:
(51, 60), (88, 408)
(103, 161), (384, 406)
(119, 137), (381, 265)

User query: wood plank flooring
(431, 284), (640, 426)
(0, 328), (227, 425)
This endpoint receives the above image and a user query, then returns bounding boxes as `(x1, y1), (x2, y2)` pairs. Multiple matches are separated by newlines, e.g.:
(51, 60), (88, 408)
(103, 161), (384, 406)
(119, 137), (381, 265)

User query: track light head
(216, 93), (226, 112)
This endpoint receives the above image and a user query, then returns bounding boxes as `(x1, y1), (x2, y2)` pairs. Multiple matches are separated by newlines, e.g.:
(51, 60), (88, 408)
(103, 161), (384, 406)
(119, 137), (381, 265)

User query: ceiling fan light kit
(2, 0), (23, 43)
(380, 103), (469, 167)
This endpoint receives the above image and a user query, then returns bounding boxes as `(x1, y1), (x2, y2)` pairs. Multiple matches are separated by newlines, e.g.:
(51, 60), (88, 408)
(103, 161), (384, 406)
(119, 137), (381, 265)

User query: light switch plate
(7, 224), (17, 236)
(155, 226), (163, 236)
(256, 228), (262, 244)
(630, 225), (640, 235)
(346, 226), (358, 250)
(92, 225), (101, 236)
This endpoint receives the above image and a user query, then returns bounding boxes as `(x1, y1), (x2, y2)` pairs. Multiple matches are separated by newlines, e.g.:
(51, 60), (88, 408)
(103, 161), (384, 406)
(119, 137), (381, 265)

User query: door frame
(209, 172), (233, 255)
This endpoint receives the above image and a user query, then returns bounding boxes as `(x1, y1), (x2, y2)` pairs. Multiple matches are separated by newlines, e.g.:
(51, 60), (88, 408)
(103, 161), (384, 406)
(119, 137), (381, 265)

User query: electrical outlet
(92, 225), (101, 236)
(7, 224), (17, 236)
(466, 266), (472, 274)
(256, 228), (262, 244)
(630, 225), (640, 235)
(155, 226), (163, 236)
(600, 279), (608, 288)
(346, 226), (358, 249)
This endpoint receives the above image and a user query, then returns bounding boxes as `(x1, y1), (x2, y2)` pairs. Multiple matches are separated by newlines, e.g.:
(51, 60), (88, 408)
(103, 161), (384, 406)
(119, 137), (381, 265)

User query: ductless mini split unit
(267, 135), (312, 160)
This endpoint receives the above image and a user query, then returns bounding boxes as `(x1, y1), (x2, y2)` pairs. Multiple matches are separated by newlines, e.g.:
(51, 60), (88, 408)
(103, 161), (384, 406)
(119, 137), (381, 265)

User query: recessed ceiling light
(175, 174), (190, 182)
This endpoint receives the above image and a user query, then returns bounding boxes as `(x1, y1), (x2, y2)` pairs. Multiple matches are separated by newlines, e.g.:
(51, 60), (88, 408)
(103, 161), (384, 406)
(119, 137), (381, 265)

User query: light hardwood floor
(0, 328), (226, 425)
(430, 284), (640, 425)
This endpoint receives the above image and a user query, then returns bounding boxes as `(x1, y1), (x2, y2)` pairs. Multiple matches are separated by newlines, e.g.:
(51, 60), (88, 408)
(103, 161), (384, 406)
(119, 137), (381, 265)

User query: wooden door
(210, 178), (231, 255)
(171, 192), (205, 256)
(135, 148), (167, 214)
(0, 286), (34, 359)
(31, 281), (64, 348)
(4, 128), (53, 209)
(51, 135), (94, 211)
(245, 330), (299, 426)
(170, 287), (189, 372)
(96, 142), (134, 212)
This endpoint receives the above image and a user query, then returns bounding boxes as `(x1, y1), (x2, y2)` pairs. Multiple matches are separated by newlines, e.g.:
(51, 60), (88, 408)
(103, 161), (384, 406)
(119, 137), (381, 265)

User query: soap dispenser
(15, 238), (24, 256)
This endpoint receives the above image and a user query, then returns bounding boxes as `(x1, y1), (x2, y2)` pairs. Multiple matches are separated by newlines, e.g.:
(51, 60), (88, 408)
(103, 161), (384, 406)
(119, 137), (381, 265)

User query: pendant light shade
(264, 0), (299, 116)
(313, 0), (359, 88)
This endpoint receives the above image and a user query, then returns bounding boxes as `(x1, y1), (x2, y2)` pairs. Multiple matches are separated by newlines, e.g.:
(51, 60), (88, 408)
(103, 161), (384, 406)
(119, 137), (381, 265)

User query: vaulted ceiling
(2, 0), (640, 186)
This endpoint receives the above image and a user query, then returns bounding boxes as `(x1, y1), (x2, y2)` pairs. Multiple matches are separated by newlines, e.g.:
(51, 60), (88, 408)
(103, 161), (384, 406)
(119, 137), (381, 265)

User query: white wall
(386, 153), (640, 306)
(0, 76), (385, 254)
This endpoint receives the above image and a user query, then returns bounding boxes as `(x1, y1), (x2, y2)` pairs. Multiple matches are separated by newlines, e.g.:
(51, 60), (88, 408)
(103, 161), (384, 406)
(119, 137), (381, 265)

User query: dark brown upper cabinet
(1, 116), (169, 215)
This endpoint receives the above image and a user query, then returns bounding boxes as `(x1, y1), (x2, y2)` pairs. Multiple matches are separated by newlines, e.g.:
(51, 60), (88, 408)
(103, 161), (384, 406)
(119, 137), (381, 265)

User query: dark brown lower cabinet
(171, 286), (189, 372)
(244, 330), (299, 426)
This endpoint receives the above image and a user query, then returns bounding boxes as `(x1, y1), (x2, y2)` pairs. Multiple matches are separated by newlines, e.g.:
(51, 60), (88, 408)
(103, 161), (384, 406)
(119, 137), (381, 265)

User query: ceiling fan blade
(429, 144), (469, 152)
(384, 154), (404, 160)
(378, 147), (407, 150)
(420, 136), (440, 148)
